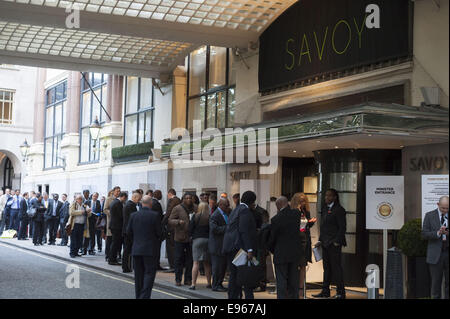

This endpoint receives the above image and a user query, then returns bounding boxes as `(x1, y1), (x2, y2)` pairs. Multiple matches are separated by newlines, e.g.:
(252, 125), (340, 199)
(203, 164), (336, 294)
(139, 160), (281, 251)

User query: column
(32, 68), (47, 143)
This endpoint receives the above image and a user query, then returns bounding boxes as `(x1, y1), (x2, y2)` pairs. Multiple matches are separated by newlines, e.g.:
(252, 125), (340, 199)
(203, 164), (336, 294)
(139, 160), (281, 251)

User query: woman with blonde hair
(189, 202), (212, 290)
(291, 192), (317, 298)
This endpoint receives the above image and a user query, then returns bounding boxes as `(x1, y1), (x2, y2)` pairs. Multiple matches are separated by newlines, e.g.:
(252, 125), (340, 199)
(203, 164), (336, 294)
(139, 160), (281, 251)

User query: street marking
(0, 243), (186, 299)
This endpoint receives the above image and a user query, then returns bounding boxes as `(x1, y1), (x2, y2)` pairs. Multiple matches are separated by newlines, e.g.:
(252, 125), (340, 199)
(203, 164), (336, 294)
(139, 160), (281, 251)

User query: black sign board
(258, 0), (412, 92)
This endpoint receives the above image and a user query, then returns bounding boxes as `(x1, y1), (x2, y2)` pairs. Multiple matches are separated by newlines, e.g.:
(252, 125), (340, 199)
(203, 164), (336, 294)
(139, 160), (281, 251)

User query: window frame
(186, 46), (236, 131)
(43, 80), (67, 170)
(0, 89), (14, 125)
(79, 72), (108, 165)
(123, 77), (155, 146)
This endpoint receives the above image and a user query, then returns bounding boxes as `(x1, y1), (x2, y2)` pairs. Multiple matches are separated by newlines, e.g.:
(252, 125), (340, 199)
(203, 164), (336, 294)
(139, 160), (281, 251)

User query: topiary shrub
(397, 218), (427, 257)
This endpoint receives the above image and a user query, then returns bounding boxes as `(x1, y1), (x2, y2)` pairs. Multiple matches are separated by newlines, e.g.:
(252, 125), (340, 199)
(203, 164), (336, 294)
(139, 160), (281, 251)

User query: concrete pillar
(106, 75), (113, 123)
(67, 71), (81, 133)
(33, 68), (47, 144)
(111, 75), (123, 122)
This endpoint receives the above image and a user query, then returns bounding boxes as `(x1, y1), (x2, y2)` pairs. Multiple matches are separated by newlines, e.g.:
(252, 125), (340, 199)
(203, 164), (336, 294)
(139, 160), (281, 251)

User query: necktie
(441, 215), (445, 226)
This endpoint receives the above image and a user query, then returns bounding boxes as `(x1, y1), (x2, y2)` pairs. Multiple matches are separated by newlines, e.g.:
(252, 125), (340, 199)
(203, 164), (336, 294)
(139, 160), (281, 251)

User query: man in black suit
(18, 192), (30, 240)
(268, 196), (302, 299)
(162, 189), (181, 271)
(152, 190), (165, 271)
(122, 191), (140, 273)
(45, 193), (60, 245)
(41, 192), (53, 244)
(209, 197), (229, 292)
(109, 192), (128, 265)
(313, 189), (347, 299)
(83, 192), (101, 255)
(127, 195), (162, 299)
(222, 191), (258, 299)
(58, 193), (70, 246)
(422, 196), (448, 299)
(251, 203), (270, 292)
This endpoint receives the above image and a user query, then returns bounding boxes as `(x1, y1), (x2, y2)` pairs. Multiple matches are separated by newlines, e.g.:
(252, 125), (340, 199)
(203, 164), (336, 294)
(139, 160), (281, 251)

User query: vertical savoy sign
(258, 0), (412, 92)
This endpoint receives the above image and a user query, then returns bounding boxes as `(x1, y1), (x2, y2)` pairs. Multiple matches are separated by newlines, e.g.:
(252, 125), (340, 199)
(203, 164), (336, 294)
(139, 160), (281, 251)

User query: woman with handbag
(188, 202), (212, 290)
(290, 192), (316, 299)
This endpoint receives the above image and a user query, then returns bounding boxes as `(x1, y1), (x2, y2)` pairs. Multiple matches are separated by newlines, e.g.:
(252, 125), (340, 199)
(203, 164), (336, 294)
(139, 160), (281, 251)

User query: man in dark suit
(42, 193), (55, 245)
(162, 189), (181, 271)
(18, 192), (30, 240)
(83, 192), (101, 255)
(251, 203), (270, 292)
(268, 196), (302, 299)
(58, 193), (70, 246)
(108, 192), (128, 265)
(222, 191), (258, 299)
(152, 190), (165, 271)
(127, 195), (162, 299)
(422, 195), (449, 299)
(209, 197), (229, 292)
(313, 188), (347, 299)
(122, 191), (140, 273)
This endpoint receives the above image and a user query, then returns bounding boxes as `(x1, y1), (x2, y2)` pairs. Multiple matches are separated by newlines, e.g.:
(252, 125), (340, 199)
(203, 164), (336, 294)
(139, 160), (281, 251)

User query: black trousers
(70, 223), (84, 256)
(133, 255), (158, 299)
(322, 244), (345, 295)
(429, 249), (449, 299)
(226, 251), (254, 299)
(275, 262), (300, 299)
(122, 234), (133, 271)
(166, 233), (175, 269)
(110, 229), (123, 262)
(32, 220), (45, 244)
(257, 248), (268, 288)
(174, 241), (193, 284)
(105, 236), (112, 260)
(60, 222), (68, 245)
(29, 220), (33, 239)
(211, 254), (227, 289)
(83, 215), (97, 251)
(41, 219), (48, 243)
(95, 229), (103, 251)
(18, 218), (29, 239)
(47, 217), (58, 244)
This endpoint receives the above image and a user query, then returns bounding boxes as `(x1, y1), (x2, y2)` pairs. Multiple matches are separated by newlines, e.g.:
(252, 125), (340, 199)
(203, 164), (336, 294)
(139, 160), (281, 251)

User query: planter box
(406, 256), (431, 299)
(112, 142), (153, 163)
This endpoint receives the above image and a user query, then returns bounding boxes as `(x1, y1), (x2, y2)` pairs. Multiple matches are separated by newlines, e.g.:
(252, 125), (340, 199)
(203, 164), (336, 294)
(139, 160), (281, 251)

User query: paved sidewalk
(0, 237), (367, 299)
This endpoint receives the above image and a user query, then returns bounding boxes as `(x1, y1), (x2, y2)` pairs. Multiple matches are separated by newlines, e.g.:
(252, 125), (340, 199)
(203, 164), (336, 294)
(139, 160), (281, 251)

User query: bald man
(122, 191), (141, 273)
(268, 196), (302, 299)
(422, 195), (449, 299)
(126, 195), (161, 299)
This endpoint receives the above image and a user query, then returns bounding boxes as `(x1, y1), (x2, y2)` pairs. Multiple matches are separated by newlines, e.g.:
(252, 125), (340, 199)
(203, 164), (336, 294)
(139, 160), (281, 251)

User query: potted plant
(397, 218), (431, 299)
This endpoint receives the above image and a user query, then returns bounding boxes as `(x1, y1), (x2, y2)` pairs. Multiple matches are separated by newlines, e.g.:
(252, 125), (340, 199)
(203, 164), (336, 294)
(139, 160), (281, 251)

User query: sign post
(366, 176), (404, 299)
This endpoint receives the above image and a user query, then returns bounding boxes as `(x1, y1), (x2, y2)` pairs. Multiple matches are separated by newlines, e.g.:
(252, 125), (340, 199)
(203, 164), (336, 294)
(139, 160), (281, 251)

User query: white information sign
(422, 175), (449, 220)
(366, 176), (404, 230)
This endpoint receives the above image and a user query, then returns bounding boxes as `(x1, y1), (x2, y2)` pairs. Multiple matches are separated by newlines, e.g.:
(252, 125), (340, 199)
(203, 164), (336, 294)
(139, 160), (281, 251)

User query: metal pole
(383, 229), (387, 299)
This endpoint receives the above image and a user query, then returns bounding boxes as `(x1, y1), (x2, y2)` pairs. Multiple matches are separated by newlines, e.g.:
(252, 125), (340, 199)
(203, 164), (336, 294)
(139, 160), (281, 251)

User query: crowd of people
(0, 186), (351, 300)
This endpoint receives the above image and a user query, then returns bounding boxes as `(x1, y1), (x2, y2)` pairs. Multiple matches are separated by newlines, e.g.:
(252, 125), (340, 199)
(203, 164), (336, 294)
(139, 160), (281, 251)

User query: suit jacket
(168, 203), (196, 243)
(422, 209), (448, 264)
(59, 201), (70, 224)
(86, 199), (102, 215)
(152, 198), (163, 220)
(103, 196), (115, 236)
(43, 198), (56, 220)
(109, 198), (124, 231)
(123, 200), (138, 235)
(19, 198), (29, 220)
(319, 202), (347, 247)
(127, 207), (162, 256)
(208, 208), (227, 255)
(222, 203), (257, 254)
(268, 206), (302, 264)
(32, 198), (46, 222)
(162, 196), (181, 232)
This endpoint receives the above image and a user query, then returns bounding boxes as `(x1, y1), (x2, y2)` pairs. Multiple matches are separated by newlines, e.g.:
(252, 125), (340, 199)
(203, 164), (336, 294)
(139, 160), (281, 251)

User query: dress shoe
(212, 287), (228, 292)
(253, 286), (266, 292)
(332, 294), (346, 299)
(122, 269), (132, 273)
(163, 268), (175, 273)
(189, 286), (196, 290)
(312, 291), (330, 298)
(88, 251), (96, 255)
(77, 254), (83, 257)
(108, 261), (121, 266)
(175, 282), (182, 287)
(184, 281), (192, 286)
(70, 254), (76, 258)
(82, 250), (87, 255)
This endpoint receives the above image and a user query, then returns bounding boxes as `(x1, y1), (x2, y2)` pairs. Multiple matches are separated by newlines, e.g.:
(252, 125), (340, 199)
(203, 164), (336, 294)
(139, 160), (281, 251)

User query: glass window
(79, 72), (107, 163)
(124, 77), (155, 146)
(44, 80), (67, 169)
(209, 46), (227, 89)
(187, 46), (236, 131)
(189, 46), (207, 96)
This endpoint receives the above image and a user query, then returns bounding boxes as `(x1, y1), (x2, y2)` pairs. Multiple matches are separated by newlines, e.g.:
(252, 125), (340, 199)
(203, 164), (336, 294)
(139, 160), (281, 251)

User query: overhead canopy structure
(0, 0), (296, 77)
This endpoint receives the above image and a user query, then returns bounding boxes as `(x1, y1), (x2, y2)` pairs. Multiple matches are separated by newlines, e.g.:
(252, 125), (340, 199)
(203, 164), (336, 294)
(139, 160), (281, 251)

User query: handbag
(65, 223), (72, 237)
(236, 260), (264, 289)
(95, 217), (106, 229)
(27, 207), (36, 218)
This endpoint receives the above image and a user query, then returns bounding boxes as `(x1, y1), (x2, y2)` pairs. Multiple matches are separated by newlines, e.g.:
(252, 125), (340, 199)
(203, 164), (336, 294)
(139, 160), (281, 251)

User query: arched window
(3, 157), (13, 190)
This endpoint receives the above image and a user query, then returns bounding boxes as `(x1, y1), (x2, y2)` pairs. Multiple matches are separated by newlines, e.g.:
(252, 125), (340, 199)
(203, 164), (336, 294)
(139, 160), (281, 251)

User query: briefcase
(65, 224), (72, 237)
(236, 261), (264, 289)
